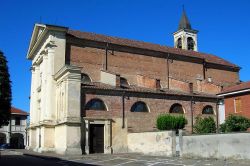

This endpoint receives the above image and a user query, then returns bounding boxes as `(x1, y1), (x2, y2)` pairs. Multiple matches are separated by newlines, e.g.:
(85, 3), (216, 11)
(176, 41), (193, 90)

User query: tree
(0, 50), (12, 127)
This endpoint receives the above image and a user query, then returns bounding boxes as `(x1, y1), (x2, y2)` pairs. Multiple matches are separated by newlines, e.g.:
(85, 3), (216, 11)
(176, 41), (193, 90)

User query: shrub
(156, 114), (187, 132)
(220, 115), (250, 133)
(193, 116), (216, 134)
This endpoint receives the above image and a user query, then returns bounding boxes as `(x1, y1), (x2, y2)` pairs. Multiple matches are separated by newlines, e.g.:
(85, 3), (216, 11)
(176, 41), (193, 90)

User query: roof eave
(217, 88), (250, 97)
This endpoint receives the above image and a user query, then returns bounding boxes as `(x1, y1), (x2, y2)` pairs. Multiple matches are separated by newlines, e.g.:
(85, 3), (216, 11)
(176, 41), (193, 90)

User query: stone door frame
(83, 118), (112, 154)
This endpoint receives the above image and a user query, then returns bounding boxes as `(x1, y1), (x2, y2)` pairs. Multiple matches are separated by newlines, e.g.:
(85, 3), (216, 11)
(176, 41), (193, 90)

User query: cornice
(54, 65), (82, 81)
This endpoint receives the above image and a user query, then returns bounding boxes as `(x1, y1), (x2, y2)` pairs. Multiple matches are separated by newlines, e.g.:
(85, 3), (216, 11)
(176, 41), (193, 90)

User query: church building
(26, 10), (240, 155)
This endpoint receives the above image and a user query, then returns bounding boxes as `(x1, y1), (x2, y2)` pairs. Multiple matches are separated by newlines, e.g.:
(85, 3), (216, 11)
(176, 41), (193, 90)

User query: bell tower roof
(178, 7), (192, 30)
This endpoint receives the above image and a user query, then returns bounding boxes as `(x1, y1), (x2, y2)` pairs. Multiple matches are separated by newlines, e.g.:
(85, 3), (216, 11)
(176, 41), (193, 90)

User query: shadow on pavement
(0, 155), (97, 166)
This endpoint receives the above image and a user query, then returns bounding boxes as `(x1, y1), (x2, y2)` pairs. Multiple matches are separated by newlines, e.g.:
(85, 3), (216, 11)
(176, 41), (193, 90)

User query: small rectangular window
(15, 117), (21, 125)
(234, 98), (242, 113)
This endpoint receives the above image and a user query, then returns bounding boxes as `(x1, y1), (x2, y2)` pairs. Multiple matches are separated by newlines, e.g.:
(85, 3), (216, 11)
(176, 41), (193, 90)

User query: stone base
(55, 147), (82, 155)
(37, 147), (55, 153)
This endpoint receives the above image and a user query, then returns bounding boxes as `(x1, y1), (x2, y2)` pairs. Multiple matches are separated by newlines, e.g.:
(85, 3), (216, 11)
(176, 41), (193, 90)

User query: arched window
(120, 77), (129, 87)
(170, 103), (184, 114)
(85, 99), (107, 111)
(187, 37), (194, 50)
(202, 105), (214, 114)
(81, 73), (91, 84)
(177, 38), (182, 49)
(131, 101), (149, 112)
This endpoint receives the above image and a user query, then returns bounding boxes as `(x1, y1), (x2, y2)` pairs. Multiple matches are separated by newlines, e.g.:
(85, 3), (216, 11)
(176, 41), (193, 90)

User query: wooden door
(89, 124), (104, 153)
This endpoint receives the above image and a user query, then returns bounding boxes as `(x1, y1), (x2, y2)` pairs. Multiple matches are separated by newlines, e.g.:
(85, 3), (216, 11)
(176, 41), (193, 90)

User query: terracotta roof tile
(11, 107), (29, 115)
(220, 81), (250, 94)
(82, 82), (218, 99)
(68, 30), (238, 68)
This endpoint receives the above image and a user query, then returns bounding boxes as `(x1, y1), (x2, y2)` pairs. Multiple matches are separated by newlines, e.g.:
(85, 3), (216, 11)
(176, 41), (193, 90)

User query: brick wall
(69, 44), (239, 93)
(206, 68), (239, 86)
(69, 41), (234, 133)
(82, 93), (217, 133)
(224, 92), (250, 119)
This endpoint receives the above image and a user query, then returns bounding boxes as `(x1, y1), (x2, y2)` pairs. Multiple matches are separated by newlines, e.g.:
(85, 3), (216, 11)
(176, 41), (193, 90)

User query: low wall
(181, 133), (250, 160)
(127, 131), (175, 156)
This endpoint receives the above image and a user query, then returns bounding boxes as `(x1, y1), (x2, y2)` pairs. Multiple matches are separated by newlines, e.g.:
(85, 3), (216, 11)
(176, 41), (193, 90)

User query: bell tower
(173, 8), (198, 51)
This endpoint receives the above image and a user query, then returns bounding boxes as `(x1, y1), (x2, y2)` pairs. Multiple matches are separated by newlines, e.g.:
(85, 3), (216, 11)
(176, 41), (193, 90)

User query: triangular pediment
(27, 24), (46, 59)
(26, 24), (68, 59)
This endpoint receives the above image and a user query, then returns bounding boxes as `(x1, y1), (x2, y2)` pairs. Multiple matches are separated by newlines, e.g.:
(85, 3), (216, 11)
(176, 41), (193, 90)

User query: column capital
(45, 41), (57, 52)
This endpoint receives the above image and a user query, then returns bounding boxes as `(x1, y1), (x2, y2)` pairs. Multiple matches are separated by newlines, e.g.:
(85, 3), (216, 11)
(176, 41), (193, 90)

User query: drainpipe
(203, 59), (206, 80)
(190, 96), (194, 134)
(105, 43), (108, 71)
(189, 83), (194, 134)
(167, 53), (170, 89)
(122, 92), (125, 129)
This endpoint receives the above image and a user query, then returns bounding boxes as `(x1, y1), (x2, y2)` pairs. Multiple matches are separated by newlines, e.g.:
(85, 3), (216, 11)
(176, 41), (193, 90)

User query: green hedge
(193, 116), (216, 134)
(220, 115), (250, 133)
(156, 114), (187, 132)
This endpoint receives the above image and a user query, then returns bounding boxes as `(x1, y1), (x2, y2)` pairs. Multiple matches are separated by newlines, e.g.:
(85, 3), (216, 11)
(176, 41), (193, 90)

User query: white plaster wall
(219, 104), (225, 124)
(181, 133), (250, 159)
(30, 128), (36, 148)
(54, 125), (67, 154)
(55, 124), (81, 155)
(112, 118), (128, 153)
(127, 131), (175, 156)
(41, 127), (55, 150)
(101, 70), (117, 86)
(51, 31), (66, 74)
(66, 125), (81, 147)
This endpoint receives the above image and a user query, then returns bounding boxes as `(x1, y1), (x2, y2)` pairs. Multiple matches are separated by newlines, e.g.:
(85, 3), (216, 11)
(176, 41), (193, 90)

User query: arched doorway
(84, 98), (108, 154)
(10, 133), (24, 149)
(0, 133), (6, 145)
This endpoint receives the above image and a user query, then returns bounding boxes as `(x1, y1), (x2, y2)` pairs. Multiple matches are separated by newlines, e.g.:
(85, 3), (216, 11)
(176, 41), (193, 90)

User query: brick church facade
(26, 11), (240, 154)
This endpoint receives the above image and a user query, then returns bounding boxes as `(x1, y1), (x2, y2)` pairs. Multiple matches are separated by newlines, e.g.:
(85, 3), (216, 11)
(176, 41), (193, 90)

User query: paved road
(1, 150), (250, 166)
(0, 150), (93, 166)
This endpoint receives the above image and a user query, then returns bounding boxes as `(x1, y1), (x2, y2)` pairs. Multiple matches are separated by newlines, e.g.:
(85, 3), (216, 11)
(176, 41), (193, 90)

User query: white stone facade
(27, 24), (82, 154)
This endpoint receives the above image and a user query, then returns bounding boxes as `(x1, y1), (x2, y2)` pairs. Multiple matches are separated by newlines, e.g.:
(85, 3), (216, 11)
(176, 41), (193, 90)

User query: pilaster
(84, 120), (90, 154)
(44, 45), (56, 121)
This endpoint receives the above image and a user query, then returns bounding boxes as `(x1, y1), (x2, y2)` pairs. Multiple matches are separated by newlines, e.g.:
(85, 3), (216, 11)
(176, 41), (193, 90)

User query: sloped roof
(11, 107), (29, 116)
(82, 82), (218, 99)
(219, 81), (250, 95)
(67, 30), (239, 69)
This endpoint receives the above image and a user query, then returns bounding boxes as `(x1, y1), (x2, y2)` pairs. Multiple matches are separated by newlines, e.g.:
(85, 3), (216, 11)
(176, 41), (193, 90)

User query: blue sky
(1, 0), (250, 112)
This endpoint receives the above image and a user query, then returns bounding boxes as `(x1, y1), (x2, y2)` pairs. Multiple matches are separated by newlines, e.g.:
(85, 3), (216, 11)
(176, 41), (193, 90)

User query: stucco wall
(127, 131), (175, 156)
(112, 118), (128, 153)
(181, 133), (250, 159)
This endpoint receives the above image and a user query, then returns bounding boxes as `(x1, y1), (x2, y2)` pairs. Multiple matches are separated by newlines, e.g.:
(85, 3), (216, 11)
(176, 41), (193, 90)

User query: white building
(0, 107), (28, 148)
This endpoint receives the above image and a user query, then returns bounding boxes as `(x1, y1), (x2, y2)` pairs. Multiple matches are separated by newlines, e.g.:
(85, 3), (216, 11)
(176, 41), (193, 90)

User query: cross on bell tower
(173, 7), (198, 51)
